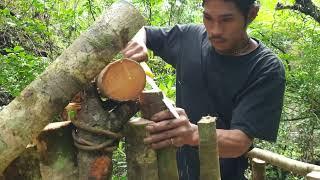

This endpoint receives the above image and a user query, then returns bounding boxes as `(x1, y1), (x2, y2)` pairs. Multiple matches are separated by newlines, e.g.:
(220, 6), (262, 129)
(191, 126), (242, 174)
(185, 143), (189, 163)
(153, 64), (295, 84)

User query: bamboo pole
(251, 158), (266, 180)
(139, 90), (179, 180)
(306, 171), (320, 180)
(125, 118), (159, 180)
(0, 1), (144, 172)
(247, 148), (320, 176)
(198, 116), (221, 180)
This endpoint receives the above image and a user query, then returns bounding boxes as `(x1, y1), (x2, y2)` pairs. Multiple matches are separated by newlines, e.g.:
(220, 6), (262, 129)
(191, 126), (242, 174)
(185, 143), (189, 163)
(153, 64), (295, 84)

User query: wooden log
(97, 58), (146, 101)
(125, 118), (159, 180)
(247, 148), (320, 176)
(74, 84), (139, 180)
(251, 158), (266, 180)
(306, 171), (320, 180)
(139, 90), (179, 180)
(0, 1), (144, 172)
(198, 116), (221, 180)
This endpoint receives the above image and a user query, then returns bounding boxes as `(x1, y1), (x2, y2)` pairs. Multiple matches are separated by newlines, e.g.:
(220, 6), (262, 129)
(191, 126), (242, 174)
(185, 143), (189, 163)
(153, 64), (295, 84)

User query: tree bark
(139, 90), (179, 180)
(74, 84), (139, 180)
(247, 148), (320, 176)
(125, 118), (159, 180)
(0, 1), (144, 172)
(198, 116), (221, 180)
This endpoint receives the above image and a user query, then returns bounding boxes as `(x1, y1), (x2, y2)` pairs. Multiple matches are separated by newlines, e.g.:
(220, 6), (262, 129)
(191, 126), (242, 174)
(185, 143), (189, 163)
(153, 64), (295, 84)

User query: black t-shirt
(145, 24), (285, 180)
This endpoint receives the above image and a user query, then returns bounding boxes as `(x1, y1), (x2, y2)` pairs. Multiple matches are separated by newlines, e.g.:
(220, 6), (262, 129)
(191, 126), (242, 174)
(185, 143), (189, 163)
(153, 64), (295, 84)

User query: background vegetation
(0, 0), (319, 179)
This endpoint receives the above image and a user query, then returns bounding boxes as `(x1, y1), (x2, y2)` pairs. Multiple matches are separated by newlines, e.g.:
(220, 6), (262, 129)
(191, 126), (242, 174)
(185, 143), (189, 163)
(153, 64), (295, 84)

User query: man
(122, 0), (285, 179)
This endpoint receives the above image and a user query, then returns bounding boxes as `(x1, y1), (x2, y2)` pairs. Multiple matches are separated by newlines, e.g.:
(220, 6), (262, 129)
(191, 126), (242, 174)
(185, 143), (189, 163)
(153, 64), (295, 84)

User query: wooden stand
(0, 1), (144, 172)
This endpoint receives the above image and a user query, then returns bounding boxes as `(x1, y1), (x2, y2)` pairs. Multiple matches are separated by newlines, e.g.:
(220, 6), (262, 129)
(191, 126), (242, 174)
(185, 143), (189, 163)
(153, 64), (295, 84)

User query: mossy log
(139, 90), (179, 180)
(247, 148), (320, 176)
(0, 1), (144, 172)
(125, 118), (159, 180)
(198, 116), (221, 180)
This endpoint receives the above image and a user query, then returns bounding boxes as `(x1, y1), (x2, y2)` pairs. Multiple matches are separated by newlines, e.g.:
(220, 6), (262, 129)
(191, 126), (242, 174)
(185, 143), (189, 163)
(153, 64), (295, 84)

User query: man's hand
(122, 27), (148, 62)
(143, 108), (199, 149)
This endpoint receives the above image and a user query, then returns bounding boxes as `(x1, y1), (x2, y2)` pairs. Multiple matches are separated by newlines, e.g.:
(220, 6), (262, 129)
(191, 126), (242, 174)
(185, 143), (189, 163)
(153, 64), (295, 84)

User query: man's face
(203, 0), (248, 53)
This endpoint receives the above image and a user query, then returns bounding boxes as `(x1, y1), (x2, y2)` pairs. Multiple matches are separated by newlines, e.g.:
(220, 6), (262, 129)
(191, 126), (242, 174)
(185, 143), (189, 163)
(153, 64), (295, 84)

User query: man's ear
(247, 4), (260, 24)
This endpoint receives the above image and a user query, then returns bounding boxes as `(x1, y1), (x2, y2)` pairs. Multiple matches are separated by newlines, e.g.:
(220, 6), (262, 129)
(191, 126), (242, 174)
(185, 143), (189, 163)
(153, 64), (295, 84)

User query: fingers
(151, 108), (186, 122)
(145, 134), (184, 149)
(146, 116), (189, 133)
(121, 41), (148, 62)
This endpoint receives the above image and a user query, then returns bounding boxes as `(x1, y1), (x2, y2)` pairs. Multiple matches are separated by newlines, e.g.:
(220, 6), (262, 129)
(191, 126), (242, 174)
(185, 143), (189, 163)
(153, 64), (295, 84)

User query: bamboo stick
(198, 116), (221, 180)
(247, 148), (320, 176)
(306, 171), (320, 180)
(125, 118), (159, 180)
(251, 158), (266, 180)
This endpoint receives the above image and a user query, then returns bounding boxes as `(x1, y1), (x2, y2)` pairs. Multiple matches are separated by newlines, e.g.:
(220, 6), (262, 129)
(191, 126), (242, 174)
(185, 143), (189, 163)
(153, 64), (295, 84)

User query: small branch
(283, 116), (313, 122)
(276, 1), (320, 23)
(87, 0), (96, 21)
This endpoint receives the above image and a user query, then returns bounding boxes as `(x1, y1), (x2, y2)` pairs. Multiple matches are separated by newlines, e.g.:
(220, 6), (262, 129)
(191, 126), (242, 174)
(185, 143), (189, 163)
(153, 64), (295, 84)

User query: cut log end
(97, 58), (146, 101)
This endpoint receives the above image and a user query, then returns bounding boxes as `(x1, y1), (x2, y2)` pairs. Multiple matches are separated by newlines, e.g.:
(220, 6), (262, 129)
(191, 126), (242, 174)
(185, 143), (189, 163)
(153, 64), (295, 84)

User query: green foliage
(0, 46), (48, 96)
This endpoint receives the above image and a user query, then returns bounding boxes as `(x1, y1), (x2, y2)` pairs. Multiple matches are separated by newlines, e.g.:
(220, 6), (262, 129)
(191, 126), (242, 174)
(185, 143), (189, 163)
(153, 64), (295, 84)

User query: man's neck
(216, 37), (258, 56)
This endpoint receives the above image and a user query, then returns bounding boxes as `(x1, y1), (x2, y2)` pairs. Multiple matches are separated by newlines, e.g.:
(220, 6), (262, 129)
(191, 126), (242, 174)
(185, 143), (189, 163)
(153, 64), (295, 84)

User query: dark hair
(202, 0), (257, 17)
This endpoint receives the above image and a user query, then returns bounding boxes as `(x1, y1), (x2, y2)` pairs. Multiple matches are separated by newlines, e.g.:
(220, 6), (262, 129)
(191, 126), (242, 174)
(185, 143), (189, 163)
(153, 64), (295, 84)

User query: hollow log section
(138, 90), (179, 180)
(198, 116), (221, 180)
(125, 118), (159, 180)
(97, 58), (146, 101)
(0, 1), (145, 172)
(72, 84), (139, 180)
(247, 148), (320, 176)
(2, 121), (77, 180)
(251, 158), (266, 180)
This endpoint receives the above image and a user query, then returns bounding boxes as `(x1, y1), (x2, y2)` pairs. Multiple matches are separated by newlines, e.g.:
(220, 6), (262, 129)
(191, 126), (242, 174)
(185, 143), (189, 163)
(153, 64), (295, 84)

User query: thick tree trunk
(139, 91), (179, 180)
(74, 84), (139, 180)
(0, 1), (144, 172)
